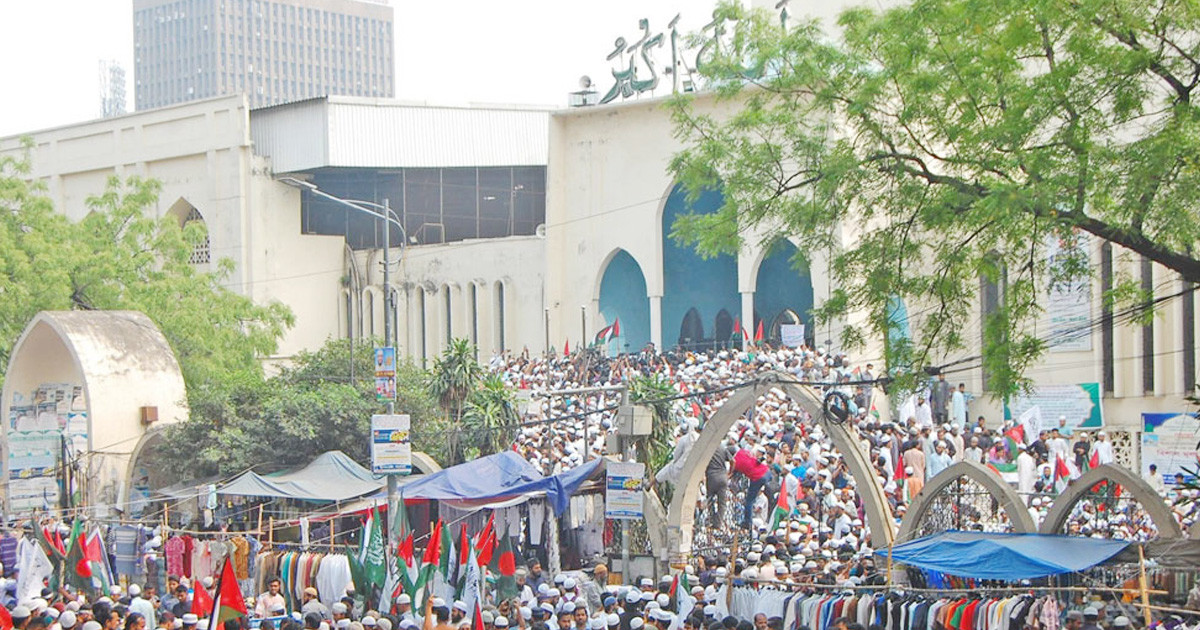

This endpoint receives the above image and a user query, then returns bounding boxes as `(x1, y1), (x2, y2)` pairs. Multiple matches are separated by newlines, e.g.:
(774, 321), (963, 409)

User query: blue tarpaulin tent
(381, 451), (602, 516)
(877, 531), (1130, 580)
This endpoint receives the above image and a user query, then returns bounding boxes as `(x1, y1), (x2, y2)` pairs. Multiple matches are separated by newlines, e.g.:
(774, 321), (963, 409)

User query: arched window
(183, 207), (211, 265)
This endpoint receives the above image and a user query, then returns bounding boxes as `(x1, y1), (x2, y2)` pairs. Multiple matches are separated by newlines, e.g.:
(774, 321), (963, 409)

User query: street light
(278, 176), (408, 525)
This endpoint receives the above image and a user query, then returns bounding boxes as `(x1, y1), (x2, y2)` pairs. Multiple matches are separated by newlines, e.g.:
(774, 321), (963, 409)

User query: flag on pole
(1088, 448), (1100, 471)
(563, 339), (570, 355)
(769, 480), (792, 531)
(1003, 425), (1025, 459)
(439, 521), (456, 581)
(207, 557), (247, 630)
(490, 535), (518, 601)
(81, 528), (112, 596)
(1054, 454), (1072, 494)
(461, 538), (483, 614)
(416, 520), (443, 608)
(755, 320), (764, 344)
(192, 578), (214, 616)
(454, 524), (471, 597)
(357, 506), (387, 598)
(0, 603), (11, 630)
(474, 514), (496, 567)
(63, 520), (92, 596)
(593, 319), (620, 345)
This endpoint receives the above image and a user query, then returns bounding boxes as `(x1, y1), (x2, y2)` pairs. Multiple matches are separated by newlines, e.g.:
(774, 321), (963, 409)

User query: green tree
(152, 338), (445, 480)
(629, 373), (678, 473)
(427, 338), (485, 463)
(670, 0), (1200, 397)
(0, 147), (292, 390)
(461, 373), (520, 459)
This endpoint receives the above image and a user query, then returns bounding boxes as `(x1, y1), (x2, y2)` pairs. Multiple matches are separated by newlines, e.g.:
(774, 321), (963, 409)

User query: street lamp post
(278, 177), (407, 524)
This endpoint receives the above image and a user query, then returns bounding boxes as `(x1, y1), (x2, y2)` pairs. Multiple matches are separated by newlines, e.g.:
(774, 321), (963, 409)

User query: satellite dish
(535, 224), (547, 238)
(579, 75), (593, 90)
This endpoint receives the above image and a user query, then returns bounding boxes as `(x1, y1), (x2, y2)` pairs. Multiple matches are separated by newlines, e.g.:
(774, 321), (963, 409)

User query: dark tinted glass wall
(299, 166), (546, 248)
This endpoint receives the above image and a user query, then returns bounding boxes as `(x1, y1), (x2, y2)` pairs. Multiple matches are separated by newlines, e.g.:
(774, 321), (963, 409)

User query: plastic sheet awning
(877, 531), (1130, 580)
(386, 451), (603, 516)
(218, 450), (383, 502)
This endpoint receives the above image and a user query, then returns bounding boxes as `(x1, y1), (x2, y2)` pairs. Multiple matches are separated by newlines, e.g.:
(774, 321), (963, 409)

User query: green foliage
(153, 338), (443, 480)
(669, 0), (1200, 398)
(461, 373), (520, 459)
(629, 373), (678, 473)
(427, 338), (486, 463)
(0, 146), (292, 392)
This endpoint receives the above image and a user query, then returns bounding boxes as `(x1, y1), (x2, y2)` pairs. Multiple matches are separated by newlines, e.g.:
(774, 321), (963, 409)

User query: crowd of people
(3, 345), (1198, 630)
(488, 344), (1199, 544)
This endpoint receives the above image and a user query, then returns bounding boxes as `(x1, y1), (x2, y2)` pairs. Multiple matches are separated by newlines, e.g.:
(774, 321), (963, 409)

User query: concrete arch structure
(410, 450), (442, 475)
(1, 311), (187, 516)
(897, 460), (1036, 542)
(663, 371), (895, 565)
(1039, 463), (1182, 537)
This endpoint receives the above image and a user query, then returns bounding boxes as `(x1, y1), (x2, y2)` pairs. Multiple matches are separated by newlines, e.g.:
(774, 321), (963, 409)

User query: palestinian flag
(1088, 448), (1100, 471)
(416, 520), (444, 607)
(769, 480), (792, 531)
(1054, 454), (1072, 494)
(439, 521), (456, 582)
(1003, 425), (1025, 459)
(455, 524), (471, 597)
(563, 339), (570, 356)
(474, 513), (497, 567)
(471, 601), (485, 630)
(0, 603), (11, 630)
(594, 319), (620, 345)
(490, 535), (518, 601)
(754, 320), (764, 343)
(732, 317), (749, 342)
(207, 557), (247, 630)
(391, 533), (419, 604)
(193, 578), (214, 615)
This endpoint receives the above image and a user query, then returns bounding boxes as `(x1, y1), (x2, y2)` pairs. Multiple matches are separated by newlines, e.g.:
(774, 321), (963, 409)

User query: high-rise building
(133, 0), (394, 110)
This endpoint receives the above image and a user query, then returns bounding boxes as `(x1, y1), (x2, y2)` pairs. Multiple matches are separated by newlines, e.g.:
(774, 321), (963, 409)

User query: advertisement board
(1005, 383), (1103, 432)
(1142, 412), (1200, 486)
(371, 414), (411, 475)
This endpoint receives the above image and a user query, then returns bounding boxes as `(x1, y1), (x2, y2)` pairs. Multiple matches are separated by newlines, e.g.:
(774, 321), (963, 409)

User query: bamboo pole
(257, 504), (264, 538)
(886, 542), (894, 588)
(329, 517), (336, 552)
(1137, 544), (1152, 628)
(726, 537), (738, 608)
(268, 517), (275, 548)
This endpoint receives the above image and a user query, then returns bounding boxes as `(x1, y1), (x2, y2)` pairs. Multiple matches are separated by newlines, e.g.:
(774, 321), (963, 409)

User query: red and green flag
(192, 578), (213, 616)
(415, 520), (443, 608)
(594, 319), (620, 345)
(1002, 425), (1025, 458)
(439, 521), (456, 581)
(474, 513), (497, 567)
(490, 535), (518, 600)
(207, 557), (247, 630)
(754, 320), (764, 344)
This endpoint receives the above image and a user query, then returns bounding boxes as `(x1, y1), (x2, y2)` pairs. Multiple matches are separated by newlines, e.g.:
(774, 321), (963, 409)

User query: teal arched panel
(661, 185), (740, 349)
(753, 239), (814, 342)
(598, 249), (651, 353)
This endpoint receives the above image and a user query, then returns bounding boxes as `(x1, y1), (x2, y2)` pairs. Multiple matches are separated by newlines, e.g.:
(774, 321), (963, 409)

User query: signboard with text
(605, 461), (646, 519)
(371, 414), (411, 475)
(1004, 383), (1103, 432)
(1142, 412), (1200, 486)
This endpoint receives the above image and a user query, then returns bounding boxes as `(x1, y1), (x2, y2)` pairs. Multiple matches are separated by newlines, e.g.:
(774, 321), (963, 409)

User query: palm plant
(427, 338), (484, 463)
(628, 373), (679, 475)
(462, 373), (520, 458)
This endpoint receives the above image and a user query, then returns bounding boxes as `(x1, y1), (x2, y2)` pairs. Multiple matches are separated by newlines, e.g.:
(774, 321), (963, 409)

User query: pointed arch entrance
(897, 460), (1036, 542)
(663, 371), (895, 565)
(753, 239), (813, 344)
(661, 184), (738, 351)
(713, 309), (733, 345)
(597, 249), (651, 353)
(678, 307), (704, 349)
(1039, 464), (1182, 537)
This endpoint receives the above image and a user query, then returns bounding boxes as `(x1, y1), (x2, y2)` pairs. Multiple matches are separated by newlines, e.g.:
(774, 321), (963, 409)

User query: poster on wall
(780, 324), (806, 348)
(7, 383), (87, 513)
(1142, 412), (1200, 486)
(1005, 383), (1103, 432)
(1044, 233), (1093, 352)
(605, 461), (645, 519)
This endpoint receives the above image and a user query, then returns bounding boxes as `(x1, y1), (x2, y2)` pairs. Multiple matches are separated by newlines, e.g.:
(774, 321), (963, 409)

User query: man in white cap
(256, 577), (287, 618)
(451, 602), (468, 627)
(180, 614), (199, 630)
(396, 594), (413, 620)
(1016, 443), (1037, 502)
(1093, 432), (1114, 466)
(59, 611), (79, 630)
(129, 584), (157, 628)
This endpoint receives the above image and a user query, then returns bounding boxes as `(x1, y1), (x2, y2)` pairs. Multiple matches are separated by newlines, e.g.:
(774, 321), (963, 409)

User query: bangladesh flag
(62, 520), (90, 595)
(1003, 425), (1025, 459)
(71, 527), (112, 596)
(490, 535), (518, 601)
(207, 557), (247, 630)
